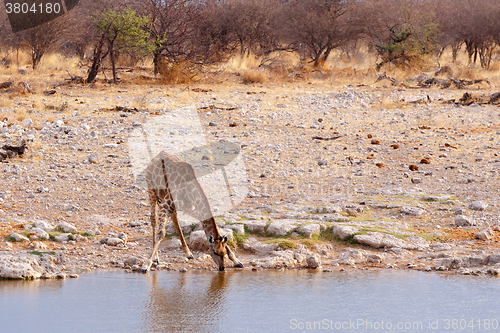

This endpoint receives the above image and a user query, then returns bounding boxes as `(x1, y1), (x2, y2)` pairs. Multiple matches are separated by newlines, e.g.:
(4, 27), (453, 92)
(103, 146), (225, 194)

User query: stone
(21, 118), (33, 127)
(124, 256), (143, 266)
(29, 227), (49, 240)
(323, 213), (349, 222)
(487, 254), (500, 265)
(106, 238), (124, 246)
(10, 232), (29, 242)
(243, 241), (277, 255)
(58, 222), (77, 233)
(315, 206), (342, 214)
(400, 206), (425, 216)
(470, 200), (488, 211)
(242, 220), (267, 233)
(422, 195), (451, 202)
(129, 220), (142, 227)
(353, 232), (416, 249)
(179, 267), (188, 272)
(166, 237), (182, 249)
(36, 187), (49, 193)
(31, 241), (48, 250)
(333, 225), (359, 240)
(475, 228), (494, 240)
(55, 233), (71, 242)
(367, 254), (383, 263)
(55, 120), (64, 127)
(0, 253), (44, 279)
(410, 178), (421, 184)
(181, 221), (200, 234)
(266, 221), (297, 236)
(225, 224), (245, 235)
(188, 230), (209, 251)
(71, 234), (86, 242)
(298, 224), (321, 238)
(88, 153), (98, 164)
(306, 254), (321, 269)
(454, 214), (476, 227)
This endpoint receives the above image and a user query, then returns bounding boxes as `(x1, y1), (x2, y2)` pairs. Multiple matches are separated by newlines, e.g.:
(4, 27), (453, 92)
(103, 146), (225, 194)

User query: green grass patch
(277, 239), (298, 250)
(4, 235), (16, 242)
(29, 251), (56, 256)
(232, 231), (248, 247)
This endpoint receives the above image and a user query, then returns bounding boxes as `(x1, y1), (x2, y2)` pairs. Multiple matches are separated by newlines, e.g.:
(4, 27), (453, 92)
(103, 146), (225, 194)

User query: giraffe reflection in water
(144, 272), (229, 332)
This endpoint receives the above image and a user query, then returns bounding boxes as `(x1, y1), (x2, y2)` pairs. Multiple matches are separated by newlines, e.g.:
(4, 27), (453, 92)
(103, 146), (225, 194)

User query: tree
(357, 0), (441, 70)
(282, 0), (354, 69)
(214, 0), (279, 59)
(93, 8), (152, 83)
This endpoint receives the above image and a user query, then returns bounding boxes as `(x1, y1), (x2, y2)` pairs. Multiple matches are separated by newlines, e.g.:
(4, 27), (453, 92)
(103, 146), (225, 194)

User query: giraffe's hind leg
(170, 212), (194, 260)
(226, 245), (244, 268)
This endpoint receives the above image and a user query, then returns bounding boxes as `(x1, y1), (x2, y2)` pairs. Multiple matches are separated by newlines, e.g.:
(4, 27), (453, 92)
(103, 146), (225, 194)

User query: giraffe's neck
(201, 217), (221, 239)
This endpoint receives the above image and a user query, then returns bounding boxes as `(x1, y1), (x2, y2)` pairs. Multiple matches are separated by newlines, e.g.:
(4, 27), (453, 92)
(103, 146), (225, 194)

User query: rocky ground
(1, 76), (500, 279)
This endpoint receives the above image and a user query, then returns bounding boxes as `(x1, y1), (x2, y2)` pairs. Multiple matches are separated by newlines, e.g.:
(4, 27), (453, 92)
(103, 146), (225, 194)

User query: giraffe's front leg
(171, 212), (194, 260)
(226, 245), (244, 268)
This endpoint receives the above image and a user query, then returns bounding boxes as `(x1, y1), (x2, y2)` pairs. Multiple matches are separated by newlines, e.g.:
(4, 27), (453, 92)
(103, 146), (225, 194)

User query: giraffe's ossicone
(141, 151), (243, 273)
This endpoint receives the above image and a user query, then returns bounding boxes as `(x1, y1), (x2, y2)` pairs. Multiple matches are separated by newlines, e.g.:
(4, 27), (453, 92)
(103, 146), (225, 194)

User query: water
(1, 269), (499, 332)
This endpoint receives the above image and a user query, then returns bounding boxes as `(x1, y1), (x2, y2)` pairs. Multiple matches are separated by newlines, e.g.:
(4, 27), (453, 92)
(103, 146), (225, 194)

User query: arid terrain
(1, 69), (500, 279)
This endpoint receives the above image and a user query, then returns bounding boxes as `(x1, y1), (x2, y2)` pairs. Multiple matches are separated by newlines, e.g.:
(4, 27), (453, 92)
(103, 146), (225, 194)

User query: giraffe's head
(209, 235), (228, 271)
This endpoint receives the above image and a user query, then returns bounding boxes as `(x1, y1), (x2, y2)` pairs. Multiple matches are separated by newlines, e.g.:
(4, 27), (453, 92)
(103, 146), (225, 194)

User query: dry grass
(241, 69), (267, 84)
(13, 108), (28, 122)
(158, 60), (194, 84)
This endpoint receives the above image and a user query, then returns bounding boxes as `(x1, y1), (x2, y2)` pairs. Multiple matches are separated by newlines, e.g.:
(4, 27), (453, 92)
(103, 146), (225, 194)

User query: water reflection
(145, 272), (229, 332)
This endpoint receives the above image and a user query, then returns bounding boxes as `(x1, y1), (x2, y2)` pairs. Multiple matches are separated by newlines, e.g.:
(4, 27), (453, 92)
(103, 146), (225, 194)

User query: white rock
(241, 220), (267, 233)
(166, 237), (182, 249)
(475, 228), (494, 240)
(58, 222), (77, 233)
(0, 253), (44, 279)
(400, 206), (425, 216)
(333, 225), (359, 239)
(55, 233), (71, 242)
(72, 234), (86, 242)
(88, 153), (98, 164)
(188, 230), (209, 251)
(225, 224), (245, 235)
(10, 232), (29, 242)
(323, 213), (349, 222)
(353, 232), (416, 249)
(367, 254), (383, 263)
(470, 200), (488, 211)
(243, 241), (277, 255)
(129, 220), (142, 227)
(21, 118), (33, 127)
(297, 224), (321, 238)
(266, 221), (297, 236)
(106, 237), (124, 246)
(55, 120), (64, 127)
(454, 215), (476, 227)
(29, 227), (49, 240)
(306, 254), (321, 269)
(124, 256), (143, 266)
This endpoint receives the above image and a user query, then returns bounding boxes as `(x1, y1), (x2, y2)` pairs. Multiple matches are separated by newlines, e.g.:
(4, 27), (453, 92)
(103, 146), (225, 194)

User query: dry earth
(1, 74), (500, 279)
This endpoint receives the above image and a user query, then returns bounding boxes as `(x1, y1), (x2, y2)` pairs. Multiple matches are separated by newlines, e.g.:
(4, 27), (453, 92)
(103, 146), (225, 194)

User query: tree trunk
(87, 34), (106, 83)
(153, 52), (161, 76)
(109, 40), (117, 83)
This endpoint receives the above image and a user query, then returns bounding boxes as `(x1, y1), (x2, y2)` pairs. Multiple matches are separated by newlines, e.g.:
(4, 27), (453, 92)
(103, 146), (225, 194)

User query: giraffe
(141, 150), (243, 273)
